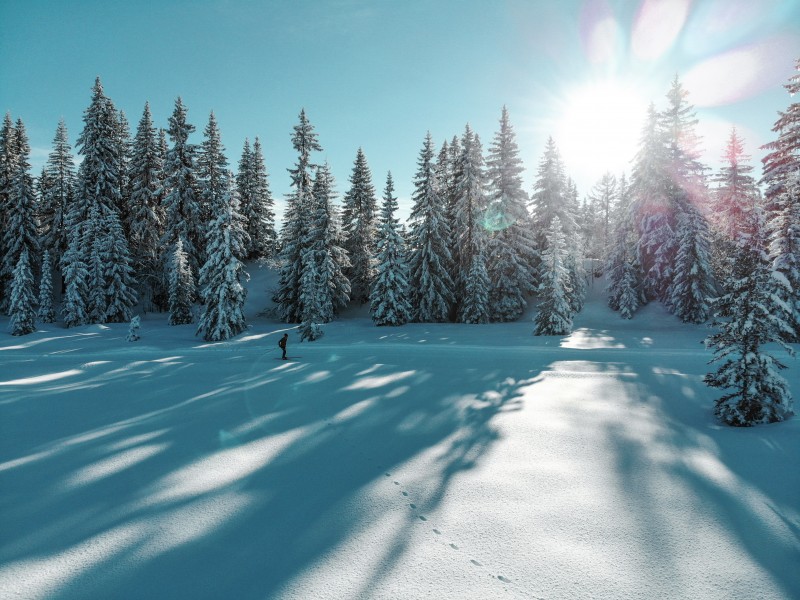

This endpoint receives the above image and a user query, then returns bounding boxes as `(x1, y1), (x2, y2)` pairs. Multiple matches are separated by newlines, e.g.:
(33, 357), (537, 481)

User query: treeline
(1, 61), (798, 425)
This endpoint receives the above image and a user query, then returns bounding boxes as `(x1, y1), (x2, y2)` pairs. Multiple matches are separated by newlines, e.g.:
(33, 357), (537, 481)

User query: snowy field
(1, 263), (798, 600)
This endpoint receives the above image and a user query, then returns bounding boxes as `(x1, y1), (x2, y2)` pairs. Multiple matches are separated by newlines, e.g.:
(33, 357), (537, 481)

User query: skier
(278, 333), (289, 360)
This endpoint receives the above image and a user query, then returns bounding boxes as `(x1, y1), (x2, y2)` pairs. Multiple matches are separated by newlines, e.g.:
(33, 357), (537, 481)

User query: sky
(2, 0), (799, 222)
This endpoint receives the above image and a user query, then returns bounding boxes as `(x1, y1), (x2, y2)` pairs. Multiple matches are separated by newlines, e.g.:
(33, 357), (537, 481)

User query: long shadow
(0, 337), (534, 599)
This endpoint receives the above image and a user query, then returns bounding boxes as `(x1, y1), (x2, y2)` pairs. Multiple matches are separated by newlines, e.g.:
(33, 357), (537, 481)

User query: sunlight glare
(555, 80), (648, 182)
(631, 0), (690, 60)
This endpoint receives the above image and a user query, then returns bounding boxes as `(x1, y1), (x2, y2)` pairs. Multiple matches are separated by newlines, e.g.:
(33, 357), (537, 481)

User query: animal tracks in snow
(382, 470), (513, 588)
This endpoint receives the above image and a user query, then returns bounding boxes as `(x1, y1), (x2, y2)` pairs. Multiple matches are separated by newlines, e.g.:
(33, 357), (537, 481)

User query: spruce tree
(197, 174), (248, 341)
(485, 107), (536, 320)
(39, 119), (76, 262)
(371, 172), (411, 326)
(583, 172), (616, 261)
(534, 217), (573, 336)
(129, 102), (166, 311)
(168, 238), (195, 325)
(116, 109), (133, 236)
(37, 250), (56, 323)
(606, 174), (642, 319)
(341, 147), (377, 304)
(61, 229), (89, 328)
(668, 205), (714, 323)
(761, 59), (800, 342)
(530, 136), (577, 245)
(162, 97), (202, 280)
(0, 114), (16, 308)
(9, 248), (36, 335)
(1, 119), (39, 313)
(407, 132), (454, 322)
(452, 125), (487, 317)
(459, 246), (491, 324)
(250, 137), (277, 259)
(102, 209), (138, 323)
(705, 208), (795, 426)
(275, 109), (323, 323)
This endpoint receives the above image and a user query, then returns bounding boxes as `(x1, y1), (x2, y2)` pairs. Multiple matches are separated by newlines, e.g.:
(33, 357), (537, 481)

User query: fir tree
(668, 205), (714, 323)
(484, 107), (536, 320)
(407, 132), (454, 322)
(102, 209), (138, 323)
(37, 250), (56, 323)
(459, 245), (491, 324)
(606, 174), (642, 319)
(761, 57), (800, 208)
(530, 136), (577, 244)
(129, 102), (166, 311)
(61, 229), (89, 328)
(116, 109), (133, 235)
(9, 248), (36, 335)
(1, 119), (39, 313)
(583, 172), (617, 260)
(0, 114), (16, 308)
(162, 97), (202, 280)
(250, 137), (277, 258)
(275, 109), (323, 323)
(705, 209), (795, 426)
(196, 174), (248, 341)
(127, 315), (141, 341)
(452, 125), (487, 317)
(39, 119), (76, 262)
(534, 217), (573, 336)
(168, 238), (195, 325)
(341, 147), (377, 304)
(371, 172), (411, 326)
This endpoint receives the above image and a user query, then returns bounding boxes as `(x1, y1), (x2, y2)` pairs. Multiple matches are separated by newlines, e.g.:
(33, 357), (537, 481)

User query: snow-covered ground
(1, 264), (798, 600)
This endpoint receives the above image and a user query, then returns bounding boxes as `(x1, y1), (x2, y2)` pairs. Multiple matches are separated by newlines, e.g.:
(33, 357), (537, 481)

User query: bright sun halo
(555, 79), (648, 184)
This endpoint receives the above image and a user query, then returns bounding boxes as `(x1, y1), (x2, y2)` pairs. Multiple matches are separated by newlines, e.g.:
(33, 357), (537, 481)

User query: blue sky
(2, 0), (799, 221)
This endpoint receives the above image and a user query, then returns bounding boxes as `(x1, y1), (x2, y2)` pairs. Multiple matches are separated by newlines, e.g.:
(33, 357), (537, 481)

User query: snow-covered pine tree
(564, 251), (586, 315)
(61, 228), (89, 328)
(704, 208), (795, 426)
(583, 172), (616, 261)
(761, 59), (800, 342)
(606, 174), (642, 319)
(459, 244), (491, 324)
(530, 136), (578, 247)
(116, 109), (132, 237)
(129, 102), (166, 311)
(484, 106), (537, 321)
(710, 128), (761, 287)
(39, 119), (76, 263)
(0, 114), (16, 308)
(37, 250), (56, 323)
(168, 238), (195, 325)
(2, 118), (39, 314)
(341, 147), (377, 304)
(631, 103), (673, 302)
(9, 248), (36, 335)
(102, 209), (138, 323)
(249, 137), (277, 259)
(452, 124), (488, 318)
(668, 204), (714, 323)
(275, 109), (323, 323)
(196, 173), (248, 341)
(371, 171), (411, 326)
(407, 132), (454, 322)
(162, 97), (202, 281)
(534, 216), (573, 336)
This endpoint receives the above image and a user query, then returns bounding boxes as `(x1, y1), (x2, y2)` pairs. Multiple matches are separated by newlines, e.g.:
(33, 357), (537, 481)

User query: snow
(1, 266), (798, 599)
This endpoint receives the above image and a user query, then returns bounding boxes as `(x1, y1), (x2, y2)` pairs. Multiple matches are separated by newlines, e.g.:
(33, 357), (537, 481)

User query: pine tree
(761, 59), (800, 342)
(606, 174), (642, 319)
(341, 148), (377, 303)
(484, 107), (536, 320)
(452, 125), (487, 317)
(129, 102), (166, 311)
(102, 209), (138, 323)
(249, 137), (277, 259)
(275, 109), (323, 323)
(37, 250), (56, 323)
(9, 248), (36, 335)
(1, 119), (39, 313)
(531, 136), (577, 245)
(116, 109), (133, 236)
(39, 119), (76, 262)
(162, 97), (202, 281)
(196, 174), (248, 341)
(126, 315), (141, 341)
(705, 208), (795, 426)
(459, 246), (491, 324)
(168, 238), (195, 325)
(407, 132), (454, 322)
(0, 114), (16, 309)
(668, 205), (714, 323)
(631, 103), (673, 302)
(61, 229), (89, 328)
(583, 172), (616, 260)
(534, 217), (573, 336)
(371, 172), (411, 326)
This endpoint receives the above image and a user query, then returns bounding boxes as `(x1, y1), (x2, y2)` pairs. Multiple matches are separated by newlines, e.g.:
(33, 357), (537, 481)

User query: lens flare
(632, 0), (691, 61)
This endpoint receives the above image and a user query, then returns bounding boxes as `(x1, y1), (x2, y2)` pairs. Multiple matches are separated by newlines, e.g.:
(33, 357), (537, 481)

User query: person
(278, 333), (288, 360)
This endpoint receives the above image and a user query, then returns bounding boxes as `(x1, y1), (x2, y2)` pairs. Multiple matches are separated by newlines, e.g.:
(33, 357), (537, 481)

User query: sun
(554, 79), (649, 186)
